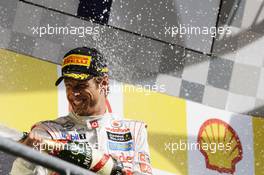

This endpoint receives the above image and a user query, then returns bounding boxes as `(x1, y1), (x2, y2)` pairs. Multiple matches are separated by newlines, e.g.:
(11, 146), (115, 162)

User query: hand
(19, 131), (43, 150)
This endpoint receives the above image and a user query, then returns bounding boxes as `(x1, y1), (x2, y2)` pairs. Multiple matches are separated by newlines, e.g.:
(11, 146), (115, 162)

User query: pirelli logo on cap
(63, 54), (92, 68)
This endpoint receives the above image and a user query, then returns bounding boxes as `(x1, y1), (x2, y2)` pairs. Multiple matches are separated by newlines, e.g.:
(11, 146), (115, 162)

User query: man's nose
(71, 87), (81, 96)
(73, 91), (81, 97)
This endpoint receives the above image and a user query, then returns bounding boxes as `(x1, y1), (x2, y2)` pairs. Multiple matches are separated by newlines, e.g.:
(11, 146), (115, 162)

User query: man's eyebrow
(64, 81), (75, 85)
(77, 83), (86, 86)
(64, 80), (72, 84)
(76, 80), (89, 85)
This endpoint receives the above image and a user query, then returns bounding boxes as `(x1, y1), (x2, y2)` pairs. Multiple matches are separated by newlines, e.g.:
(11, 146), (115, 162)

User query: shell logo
(197, 119), (243, 174)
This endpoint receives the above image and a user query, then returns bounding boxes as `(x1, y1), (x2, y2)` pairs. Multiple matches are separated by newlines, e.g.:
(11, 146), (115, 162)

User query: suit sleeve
(10, 158), (36, 175)
(10, 158), (49, 175)
(132, 123), (153, 175)
(10, 123), (52, 175)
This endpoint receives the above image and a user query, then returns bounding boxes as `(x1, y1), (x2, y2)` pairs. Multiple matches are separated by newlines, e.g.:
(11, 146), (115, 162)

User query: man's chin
(74, 110), (87, 116)
(71, 103), (86, 115)
(71, 102), (96, 116)
(73, 107), (91, 116)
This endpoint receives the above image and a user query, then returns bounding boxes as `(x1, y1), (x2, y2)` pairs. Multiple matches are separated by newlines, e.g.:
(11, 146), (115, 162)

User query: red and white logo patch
(90, 120), (99, 129)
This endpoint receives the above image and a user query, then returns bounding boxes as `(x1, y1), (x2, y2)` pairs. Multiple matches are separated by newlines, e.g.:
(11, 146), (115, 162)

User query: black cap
(55, 47), (108, 86)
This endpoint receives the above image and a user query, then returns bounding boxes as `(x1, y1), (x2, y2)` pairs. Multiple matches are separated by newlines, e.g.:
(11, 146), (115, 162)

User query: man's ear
(101, 75), (109, 86)
(100, 75), (109, 96)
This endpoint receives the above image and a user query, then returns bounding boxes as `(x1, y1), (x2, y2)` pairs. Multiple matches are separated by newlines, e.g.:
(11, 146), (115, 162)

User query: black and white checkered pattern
(0, 0), (263, 117)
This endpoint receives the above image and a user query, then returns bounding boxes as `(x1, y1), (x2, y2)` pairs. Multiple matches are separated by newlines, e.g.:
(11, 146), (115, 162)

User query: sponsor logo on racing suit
(107, 132), (132, 142)
(61, 132), (86, 141)
(108, 141), (133, 151)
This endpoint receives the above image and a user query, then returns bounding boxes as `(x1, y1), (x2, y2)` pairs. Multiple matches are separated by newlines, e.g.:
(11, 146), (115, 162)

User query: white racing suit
(10, 112), (152, 175)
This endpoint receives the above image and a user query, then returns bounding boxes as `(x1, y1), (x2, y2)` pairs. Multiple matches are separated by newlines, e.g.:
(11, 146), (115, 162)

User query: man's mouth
(71, 97), (91, 108)
(73, 99), (83, 106)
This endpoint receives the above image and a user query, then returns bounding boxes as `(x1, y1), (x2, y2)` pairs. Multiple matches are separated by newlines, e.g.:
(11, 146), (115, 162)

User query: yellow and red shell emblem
(197, 119), (243, 174)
